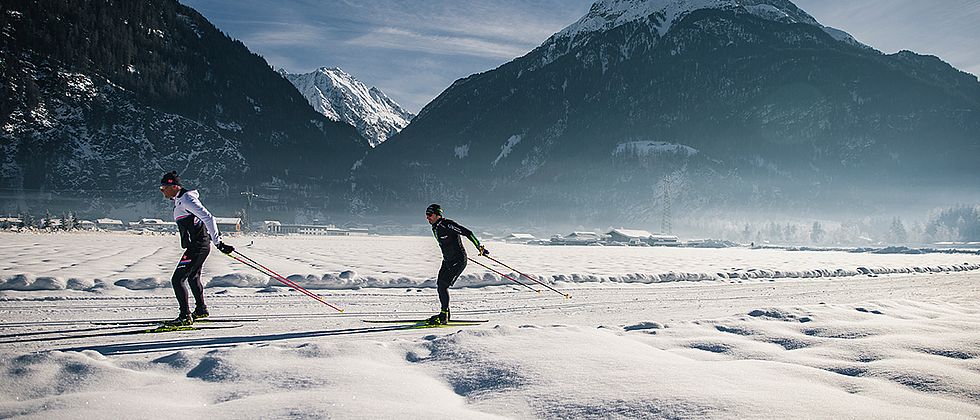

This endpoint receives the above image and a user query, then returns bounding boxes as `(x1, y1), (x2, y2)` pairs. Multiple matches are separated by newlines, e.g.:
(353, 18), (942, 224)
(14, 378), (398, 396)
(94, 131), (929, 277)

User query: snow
(2, 232), (978, 292)
(2, 232), (980, 418)
(614, 140), (698, 157)
(545, 0), (866, 63)
(609, 228), (655, 238)
(557, 0), (742, 42)
(285, 67), (414, 147)
(744, 4), (792, 22)
(455, 144), (470, 159)
(821, 25), (866, 47)
(214, 120), (242, 132)
(492, 135), (522, 167)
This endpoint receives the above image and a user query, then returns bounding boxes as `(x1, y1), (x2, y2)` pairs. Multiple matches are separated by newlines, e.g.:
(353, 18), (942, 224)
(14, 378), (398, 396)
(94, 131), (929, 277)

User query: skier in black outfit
(425, 203), (488, 325)
(159, 171), (235, 326)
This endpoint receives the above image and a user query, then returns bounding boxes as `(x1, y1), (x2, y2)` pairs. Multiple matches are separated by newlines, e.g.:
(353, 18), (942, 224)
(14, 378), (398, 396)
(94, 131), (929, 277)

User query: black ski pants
(437, 257), (467, 310)
(171, 246), (209, 315)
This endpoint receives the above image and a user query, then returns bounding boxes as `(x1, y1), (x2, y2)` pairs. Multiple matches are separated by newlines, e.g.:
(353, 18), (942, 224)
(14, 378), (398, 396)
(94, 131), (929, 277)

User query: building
(504, 233), (536, 243)
(214, 217), (242, 233)
(0, 217), (24, 229)
(77, 220), (97, 230)
(96, 218), (126, 231)
(552, 231), (604, 245)
(606, 229), (679, 246)
(262, 221), (283, 235)
(280, 223), (346, 236)
(607, 228), (654, 244)
(136, 218), (177, 232)
(647, 234), (680, 246)
(259, 221), (369, 236)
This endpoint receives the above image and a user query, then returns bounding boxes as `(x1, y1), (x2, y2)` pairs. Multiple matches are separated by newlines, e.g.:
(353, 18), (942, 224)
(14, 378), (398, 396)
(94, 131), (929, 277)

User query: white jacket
(172, 189), (221, 248)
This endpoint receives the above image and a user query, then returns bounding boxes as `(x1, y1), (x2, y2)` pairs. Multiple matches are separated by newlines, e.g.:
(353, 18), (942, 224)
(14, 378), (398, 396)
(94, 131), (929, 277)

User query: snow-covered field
(2, 232), (980, 418)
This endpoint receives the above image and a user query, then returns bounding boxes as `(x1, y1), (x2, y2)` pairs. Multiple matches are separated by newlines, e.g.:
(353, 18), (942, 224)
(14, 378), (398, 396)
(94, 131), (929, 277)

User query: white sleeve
(185, 195), (221, 245)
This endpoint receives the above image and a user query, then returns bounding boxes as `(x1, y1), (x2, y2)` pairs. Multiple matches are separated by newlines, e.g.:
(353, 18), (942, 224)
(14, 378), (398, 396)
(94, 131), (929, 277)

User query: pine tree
(810, 221), (825, 244)
(888, 217), (908, 244)
(237, 208), (250, 233)
(43, 209), (53, 229)
(22, 213), (36, 229)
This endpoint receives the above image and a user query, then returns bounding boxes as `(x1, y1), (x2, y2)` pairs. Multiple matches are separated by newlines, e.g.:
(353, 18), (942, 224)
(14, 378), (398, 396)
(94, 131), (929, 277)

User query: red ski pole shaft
(467, 257), (539, 293)
(232, 252), (344, 312)
(226, 253), (333, 308)
(228, 252), (344, 312)
(231, 254), (343, 312)
(228, 253), (311, 297)
(484, 255), (570, 298)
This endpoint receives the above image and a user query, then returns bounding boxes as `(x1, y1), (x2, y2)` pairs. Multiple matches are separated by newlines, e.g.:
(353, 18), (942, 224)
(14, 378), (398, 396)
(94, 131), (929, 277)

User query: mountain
(284, 67), (414, 148)
(0, 0), (367, 216)
(354, 0), (980, 225)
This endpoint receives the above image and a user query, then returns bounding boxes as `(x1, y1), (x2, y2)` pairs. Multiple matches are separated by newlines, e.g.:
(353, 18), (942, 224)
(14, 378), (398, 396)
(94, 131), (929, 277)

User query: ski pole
(227, 252), (343, 312)
(226, 252), (341, 311)
(467, 256), (539, 293)
(231, 251), (344, 312)
(484, 255), (571, 299)
(226, 253), (315, 301)
(226, 251), (344, 312)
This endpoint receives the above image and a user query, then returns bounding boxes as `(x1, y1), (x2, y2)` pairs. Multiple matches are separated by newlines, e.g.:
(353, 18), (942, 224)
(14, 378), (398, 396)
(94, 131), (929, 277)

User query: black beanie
(160, 171), (180, 186)
(425, 203), (442, 216)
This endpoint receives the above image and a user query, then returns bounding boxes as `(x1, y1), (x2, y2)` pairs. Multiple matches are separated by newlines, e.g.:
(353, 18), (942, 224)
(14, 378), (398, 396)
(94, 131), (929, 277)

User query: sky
(181, 0), (980, 114)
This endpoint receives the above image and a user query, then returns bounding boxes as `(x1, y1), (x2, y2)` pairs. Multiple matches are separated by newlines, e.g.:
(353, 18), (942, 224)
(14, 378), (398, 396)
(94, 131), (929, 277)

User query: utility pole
(240, 188), (258, 232)
(241, 188), (258, 208)
(661, 174), (671, 235)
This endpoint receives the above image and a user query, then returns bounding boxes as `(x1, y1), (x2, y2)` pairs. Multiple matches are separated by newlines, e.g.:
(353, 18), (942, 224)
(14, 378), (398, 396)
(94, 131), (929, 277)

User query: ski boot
(163, 312), (194, 326)
(192, 307), (209, 320)
(426, 309), (450, 325)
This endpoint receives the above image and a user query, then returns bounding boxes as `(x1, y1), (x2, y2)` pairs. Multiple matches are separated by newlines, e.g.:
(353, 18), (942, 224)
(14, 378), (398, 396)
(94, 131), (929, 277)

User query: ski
(91, 318), (258, 326)
(405, 322), (485, 329)
(142, 324), (243, 333)
(362, 319), (488, 324)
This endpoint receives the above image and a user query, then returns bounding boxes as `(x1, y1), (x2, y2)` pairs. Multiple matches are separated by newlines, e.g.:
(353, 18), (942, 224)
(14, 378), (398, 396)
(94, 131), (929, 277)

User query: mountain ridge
(0, 0), (367, 216)
(284, 67), (414, 148)
(354, 0), (980, 223)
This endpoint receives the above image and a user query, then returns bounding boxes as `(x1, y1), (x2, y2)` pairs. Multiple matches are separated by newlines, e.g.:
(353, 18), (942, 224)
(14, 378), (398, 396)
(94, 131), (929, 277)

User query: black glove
(478, 245), (490, 256)
(217, 242), (235, 254)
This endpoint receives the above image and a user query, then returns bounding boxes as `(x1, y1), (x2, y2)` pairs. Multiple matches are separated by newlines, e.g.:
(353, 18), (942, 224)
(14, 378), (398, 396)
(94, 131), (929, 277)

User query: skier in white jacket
(159, 171), (234, 326)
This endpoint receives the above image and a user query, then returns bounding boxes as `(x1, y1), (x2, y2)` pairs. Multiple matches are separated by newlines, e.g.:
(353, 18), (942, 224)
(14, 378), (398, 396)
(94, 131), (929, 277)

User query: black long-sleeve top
(431, 218), (481, 261)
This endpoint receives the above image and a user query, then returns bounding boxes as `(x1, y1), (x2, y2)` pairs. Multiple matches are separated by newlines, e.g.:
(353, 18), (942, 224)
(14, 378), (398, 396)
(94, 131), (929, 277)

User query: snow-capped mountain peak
(286, 67), (414, 147)
(554, 0), (862, 48)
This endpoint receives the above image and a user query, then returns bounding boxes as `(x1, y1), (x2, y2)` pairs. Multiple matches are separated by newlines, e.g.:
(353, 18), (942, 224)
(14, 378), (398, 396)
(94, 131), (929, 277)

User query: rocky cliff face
(1, 0), (367, 215)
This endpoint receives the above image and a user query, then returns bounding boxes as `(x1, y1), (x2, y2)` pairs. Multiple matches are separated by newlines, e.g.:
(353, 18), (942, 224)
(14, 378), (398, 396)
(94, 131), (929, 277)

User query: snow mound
(0, 274), (65, 291)
(2, 298), (980, 417)
(206, 273), (269, 288)
(113, 277), (168, 290)
(2, 234), (978, 295)
(623, 321), (665, 331)
(0, 343), (496, 418)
